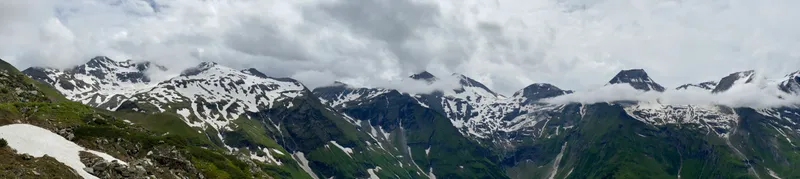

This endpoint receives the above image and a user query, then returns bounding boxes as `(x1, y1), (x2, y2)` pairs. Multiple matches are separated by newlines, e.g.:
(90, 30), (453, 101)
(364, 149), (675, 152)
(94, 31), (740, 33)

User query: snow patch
(767, 168), (783, 179)
(0, 124), (126, 179)
(425, 147), (431, 157)
(293, 152), (318, 179)
(250, 147), (282, 165)
(367, 166), (382, 179)
(329, 141), (354, 158)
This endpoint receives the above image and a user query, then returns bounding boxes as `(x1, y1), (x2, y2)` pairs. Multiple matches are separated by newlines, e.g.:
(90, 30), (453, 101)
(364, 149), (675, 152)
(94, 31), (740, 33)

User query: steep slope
(315, 72), (575, 149)
(24, 56), (800, 179)
(314, 69), (800, 179)
(712, 70), (756, 93)
(314, 84), (508, 178)
(28, 58), (437, 179)
(779, 71), (800, 94)
(519, 70), (800, 179)
(1, 58), (285, 179)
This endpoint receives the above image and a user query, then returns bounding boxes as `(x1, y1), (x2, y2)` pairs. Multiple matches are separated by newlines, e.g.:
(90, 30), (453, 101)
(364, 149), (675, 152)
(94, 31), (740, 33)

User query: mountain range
(1, 56), (798, 178)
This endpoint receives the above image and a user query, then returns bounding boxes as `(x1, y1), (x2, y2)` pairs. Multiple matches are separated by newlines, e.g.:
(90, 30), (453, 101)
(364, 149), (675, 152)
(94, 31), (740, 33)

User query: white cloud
(545, 82), (800, 108)
(1, 0), (800, 95)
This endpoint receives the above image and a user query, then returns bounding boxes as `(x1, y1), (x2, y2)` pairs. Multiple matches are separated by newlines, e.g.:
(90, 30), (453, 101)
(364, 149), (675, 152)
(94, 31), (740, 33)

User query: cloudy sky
(1, 0), (799, 95)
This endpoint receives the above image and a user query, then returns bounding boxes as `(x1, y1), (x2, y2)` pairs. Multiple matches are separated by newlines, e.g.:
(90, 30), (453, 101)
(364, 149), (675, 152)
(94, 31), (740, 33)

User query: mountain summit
(512, 83), (572, 104)
(409, 71), (438, 83)
(608, 69), (666, 92)
(712, 70), (755, 93)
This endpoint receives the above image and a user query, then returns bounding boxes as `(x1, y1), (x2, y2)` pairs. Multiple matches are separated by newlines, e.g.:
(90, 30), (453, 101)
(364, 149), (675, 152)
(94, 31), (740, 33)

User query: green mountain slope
(0, 59), (306, 178)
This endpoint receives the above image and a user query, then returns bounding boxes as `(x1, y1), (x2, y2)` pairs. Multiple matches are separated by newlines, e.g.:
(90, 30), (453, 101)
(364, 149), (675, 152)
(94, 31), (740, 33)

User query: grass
(0, 147), (81, 179)
(115, 111), (216, 147)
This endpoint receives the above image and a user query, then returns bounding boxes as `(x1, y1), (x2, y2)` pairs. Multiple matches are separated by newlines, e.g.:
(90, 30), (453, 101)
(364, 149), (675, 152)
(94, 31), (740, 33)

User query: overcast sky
(1, 0), (799, 95)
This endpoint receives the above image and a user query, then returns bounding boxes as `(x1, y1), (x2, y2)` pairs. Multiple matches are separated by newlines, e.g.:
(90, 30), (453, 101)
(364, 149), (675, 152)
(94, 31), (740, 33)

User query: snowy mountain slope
(0, 58), (295, 179)
(602, 69), (742, 136)
(312, 68), (800, 179)
(22, 56), (800, 178)
(624, 103), (739, 136)
(27, 58), (462, 178)
(123, 62), (306, 130)
(23, 56), (166, 110)
(315, 72), (575, 147)
(620, 69), (800, 138)
(314, 82), (391, 109)
(676, 81), (717, 91)
(779, 71), (800, 94)
(27, 59), (307, 134)
(712, 70), (756, 93)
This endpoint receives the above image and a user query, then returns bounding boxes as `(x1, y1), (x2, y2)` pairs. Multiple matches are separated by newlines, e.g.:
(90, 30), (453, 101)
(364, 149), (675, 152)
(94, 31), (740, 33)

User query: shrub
(0, 138), (7, 147)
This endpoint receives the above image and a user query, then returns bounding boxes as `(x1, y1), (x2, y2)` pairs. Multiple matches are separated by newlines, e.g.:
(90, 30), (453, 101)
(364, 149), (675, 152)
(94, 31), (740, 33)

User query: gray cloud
(1, 0), (800, 96)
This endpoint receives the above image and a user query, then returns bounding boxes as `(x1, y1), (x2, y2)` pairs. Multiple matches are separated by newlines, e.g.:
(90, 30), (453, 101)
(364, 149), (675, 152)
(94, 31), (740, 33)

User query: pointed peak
(513, 83), (570, 103)
(453, 74), (500, 97)
(712, 70), (756, 93)
(608, 69), (665, 92)
(410, 71), (437, 82)
(88, 56), (113, 63)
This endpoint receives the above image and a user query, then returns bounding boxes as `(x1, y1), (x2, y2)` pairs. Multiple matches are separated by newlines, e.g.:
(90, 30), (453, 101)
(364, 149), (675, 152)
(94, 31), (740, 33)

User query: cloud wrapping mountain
(545, 79), (800, 108)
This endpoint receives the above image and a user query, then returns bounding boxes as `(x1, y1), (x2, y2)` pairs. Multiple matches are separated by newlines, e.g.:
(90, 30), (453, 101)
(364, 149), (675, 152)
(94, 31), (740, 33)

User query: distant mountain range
(7, 56), (800, 178)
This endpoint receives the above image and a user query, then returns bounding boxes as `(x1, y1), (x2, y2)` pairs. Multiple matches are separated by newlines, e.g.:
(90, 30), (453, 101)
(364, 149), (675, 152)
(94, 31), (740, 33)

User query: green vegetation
(115, 112), (215, 147)
(0, 138), (6, 148)
(509, 104), (754, 179)
(0, 147), (81, 179)
(339, 91), (508, 178)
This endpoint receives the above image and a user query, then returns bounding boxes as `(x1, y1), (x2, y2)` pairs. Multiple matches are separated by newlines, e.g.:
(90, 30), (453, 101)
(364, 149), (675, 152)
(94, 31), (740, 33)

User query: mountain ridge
(17, 57), (800, 179)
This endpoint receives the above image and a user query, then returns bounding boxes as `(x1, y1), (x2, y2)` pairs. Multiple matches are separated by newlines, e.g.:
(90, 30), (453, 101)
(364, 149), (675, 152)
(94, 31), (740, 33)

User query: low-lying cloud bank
(543, 83), (800, 108)
(328, 73), (464, 95)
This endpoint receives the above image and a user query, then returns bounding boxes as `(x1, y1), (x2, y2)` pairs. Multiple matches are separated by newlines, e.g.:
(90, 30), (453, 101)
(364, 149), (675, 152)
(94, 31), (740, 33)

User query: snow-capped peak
(409, 71), (438, 83)
(180, 62), (220, 76)
(608, 69), (666, 92)
(23, 56), (166, 108)
(135, 62), (306, 130)
(712, 70), (755, 93)
(453, 74), (502, 98)
(779, 70), (800, 94)
(512, 83), (572, 104)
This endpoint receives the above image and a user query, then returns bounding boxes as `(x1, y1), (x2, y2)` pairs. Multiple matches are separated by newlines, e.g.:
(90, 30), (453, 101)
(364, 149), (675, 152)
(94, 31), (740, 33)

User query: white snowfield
(0, 124), (126, 179)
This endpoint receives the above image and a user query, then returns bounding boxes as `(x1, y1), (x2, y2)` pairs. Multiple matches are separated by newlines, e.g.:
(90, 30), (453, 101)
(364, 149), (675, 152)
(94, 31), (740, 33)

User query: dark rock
(608, 69), (666, 92)
(21, 153), (33, 160)
(712, 70), (754, 93)
(512, 83), (571, 104)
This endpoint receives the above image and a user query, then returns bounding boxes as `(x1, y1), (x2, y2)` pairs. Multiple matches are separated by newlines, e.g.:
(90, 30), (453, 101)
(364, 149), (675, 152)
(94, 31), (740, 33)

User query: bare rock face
(608, 69), (666, 92)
